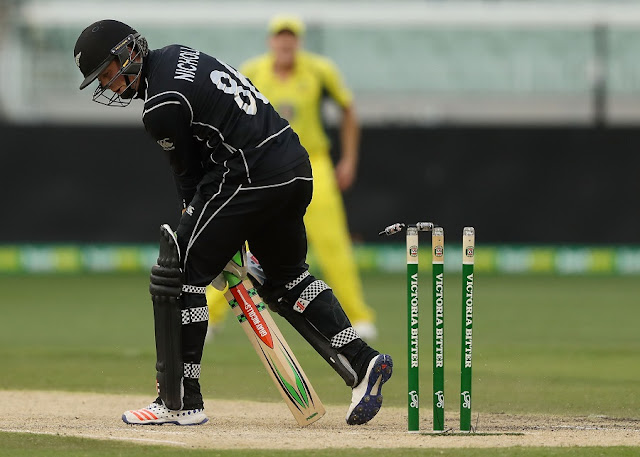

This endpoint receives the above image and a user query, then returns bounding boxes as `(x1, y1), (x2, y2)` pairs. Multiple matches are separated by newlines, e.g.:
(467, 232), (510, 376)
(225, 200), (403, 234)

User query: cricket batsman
(73, 19), (392, 426)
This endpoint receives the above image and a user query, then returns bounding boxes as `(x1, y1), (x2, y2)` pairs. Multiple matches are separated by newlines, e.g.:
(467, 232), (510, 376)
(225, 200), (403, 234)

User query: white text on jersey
(174, 47), (200, 83)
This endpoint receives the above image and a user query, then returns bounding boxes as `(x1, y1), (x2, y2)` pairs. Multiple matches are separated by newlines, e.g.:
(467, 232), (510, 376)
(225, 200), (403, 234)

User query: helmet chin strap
(120, 75), (137, 99)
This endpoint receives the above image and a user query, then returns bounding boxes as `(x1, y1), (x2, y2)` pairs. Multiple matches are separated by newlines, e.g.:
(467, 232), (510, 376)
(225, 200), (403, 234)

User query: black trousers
(177, 159), (313, 290)
(171, 158), (377, 408)
(174, 160), (313, 407)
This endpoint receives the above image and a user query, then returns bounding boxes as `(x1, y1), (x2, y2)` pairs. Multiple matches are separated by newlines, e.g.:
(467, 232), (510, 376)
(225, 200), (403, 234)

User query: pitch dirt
(1, 390), (639, 449)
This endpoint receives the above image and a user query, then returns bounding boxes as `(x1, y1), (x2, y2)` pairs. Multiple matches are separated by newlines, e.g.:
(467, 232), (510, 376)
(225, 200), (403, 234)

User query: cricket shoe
(346, 354), (393, 425)
(122, 401), (208, 425)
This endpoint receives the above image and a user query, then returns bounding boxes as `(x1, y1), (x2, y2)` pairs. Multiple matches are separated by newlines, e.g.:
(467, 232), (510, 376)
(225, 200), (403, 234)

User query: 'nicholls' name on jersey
(174, 46), (200, 82)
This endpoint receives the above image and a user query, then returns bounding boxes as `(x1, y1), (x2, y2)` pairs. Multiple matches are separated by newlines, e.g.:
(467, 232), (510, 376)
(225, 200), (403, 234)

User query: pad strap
(331, 327), (359, 348)
(293, 280), (331, 313)
(182, 284), (206, 294)
(181, 306), (209, 325)
(183, 363), (201, 379)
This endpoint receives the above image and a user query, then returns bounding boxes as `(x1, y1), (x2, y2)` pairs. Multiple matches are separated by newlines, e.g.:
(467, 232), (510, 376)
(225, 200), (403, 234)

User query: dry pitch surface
(1, 391), (639, 449)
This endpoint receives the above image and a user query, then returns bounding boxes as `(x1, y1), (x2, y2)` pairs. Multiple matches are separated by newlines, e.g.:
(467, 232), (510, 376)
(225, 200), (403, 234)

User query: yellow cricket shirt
(240, 51), (353, 156)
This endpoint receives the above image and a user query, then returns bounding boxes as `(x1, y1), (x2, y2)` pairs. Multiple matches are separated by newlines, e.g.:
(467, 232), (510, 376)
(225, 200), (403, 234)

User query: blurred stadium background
(1, 0), (639, 276)
(3, 5), (639, 447)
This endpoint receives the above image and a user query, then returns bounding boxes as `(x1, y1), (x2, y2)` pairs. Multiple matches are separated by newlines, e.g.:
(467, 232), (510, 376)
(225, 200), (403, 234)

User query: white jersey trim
(239, 176), (313, 191)
(144, 90), (290, 162)
(144, 91), (194, 125)
(142, 100), (181, 117)
(238, 149), (251, 183)
(254, 124), (291, 149)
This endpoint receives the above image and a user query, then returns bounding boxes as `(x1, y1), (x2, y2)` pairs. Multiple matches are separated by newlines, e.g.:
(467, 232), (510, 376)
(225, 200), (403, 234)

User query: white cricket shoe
(122, 401), (208, 425)
(346, 354), (393, 425)
(353, 321), (378, 341)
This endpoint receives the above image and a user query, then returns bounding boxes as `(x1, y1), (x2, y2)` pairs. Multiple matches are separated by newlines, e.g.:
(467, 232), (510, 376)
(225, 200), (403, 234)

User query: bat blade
(224, 278), (325, 426)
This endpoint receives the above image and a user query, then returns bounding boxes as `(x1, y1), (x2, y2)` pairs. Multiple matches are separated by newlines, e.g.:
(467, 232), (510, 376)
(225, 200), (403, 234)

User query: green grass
(1, 272), (639, 418)
(1, 272), (639, 455)
(0, 432), (638, 457)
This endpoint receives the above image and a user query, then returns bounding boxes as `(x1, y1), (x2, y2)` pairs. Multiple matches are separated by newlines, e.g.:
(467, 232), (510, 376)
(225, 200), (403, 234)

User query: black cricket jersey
(138, 45), (308, 208)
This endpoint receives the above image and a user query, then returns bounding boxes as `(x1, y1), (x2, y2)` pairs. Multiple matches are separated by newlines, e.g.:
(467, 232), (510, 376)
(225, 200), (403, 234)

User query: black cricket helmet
(74, 19), (148, 106)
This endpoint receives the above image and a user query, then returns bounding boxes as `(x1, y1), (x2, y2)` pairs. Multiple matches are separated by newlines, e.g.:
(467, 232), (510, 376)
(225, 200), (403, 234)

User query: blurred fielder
(73, 19), (392, 426)
(206, 14), (377, 342)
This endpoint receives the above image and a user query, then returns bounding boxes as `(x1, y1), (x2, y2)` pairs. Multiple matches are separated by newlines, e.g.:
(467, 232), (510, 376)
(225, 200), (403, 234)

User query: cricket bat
(223, 270), (325, 426)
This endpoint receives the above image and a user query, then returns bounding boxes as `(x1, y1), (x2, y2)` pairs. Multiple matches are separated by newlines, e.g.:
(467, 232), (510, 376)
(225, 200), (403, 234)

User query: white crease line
(0, 428), (187, 446)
